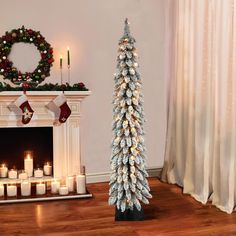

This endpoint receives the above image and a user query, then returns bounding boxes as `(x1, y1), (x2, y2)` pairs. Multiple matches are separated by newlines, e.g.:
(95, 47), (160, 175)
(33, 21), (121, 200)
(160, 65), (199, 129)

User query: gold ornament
(23, 109), (33, 120)
(12, 32), (17, 38)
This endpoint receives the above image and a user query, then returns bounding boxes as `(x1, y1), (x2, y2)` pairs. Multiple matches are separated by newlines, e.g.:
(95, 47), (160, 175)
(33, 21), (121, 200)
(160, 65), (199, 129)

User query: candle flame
(1, 164), (5, 168)
(67, 46), (70, 50)
(26, 154), (31, 160)
(60, 55), (63, 59)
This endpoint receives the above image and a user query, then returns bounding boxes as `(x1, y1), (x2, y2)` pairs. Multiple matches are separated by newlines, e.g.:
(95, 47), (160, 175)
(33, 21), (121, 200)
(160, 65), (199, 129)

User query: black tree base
(115, 206), (144, 221)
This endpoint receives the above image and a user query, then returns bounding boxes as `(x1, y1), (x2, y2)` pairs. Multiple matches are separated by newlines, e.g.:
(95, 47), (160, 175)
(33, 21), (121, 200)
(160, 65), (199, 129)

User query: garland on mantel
(0, 82), (88, 91)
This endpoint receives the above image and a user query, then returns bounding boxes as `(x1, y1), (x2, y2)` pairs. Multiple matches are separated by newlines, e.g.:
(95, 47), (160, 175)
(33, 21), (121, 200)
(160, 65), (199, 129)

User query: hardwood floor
(0, 178), (235, 236)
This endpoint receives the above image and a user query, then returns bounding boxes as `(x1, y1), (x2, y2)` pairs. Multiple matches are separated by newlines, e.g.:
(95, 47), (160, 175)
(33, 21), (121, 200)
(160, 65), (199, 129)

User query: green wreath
(0, 26), (54, 86)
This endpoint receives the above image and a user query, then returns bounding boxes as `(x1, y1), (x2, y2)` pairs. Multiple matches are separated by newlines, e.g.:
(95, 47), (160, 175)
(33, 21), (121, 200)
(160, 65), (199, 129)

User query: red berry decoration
(78, 82), (85, 88)
(22, 82), (30, 92)
(0, 26), (54, 87)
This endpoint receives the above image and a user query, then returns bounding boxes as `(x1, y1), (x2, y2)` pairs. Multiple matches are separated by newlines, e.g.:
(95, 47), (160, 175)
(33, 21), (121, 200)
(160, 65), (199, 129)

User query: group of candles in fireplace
(0, 151), (86, 198)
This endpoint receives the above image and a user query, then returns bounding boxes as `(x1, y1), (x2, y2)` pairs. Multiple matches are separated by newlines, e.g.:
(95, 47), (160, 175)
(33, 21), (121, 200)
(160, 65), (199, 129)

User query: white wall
(0, 0), (166, 177)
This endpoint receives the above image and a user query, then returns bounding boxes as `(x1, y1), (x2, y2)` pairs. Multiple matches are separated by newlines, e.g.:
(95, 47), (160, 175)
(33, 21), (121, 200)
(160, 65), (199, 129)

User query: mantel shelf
(0, 90), (92, 98)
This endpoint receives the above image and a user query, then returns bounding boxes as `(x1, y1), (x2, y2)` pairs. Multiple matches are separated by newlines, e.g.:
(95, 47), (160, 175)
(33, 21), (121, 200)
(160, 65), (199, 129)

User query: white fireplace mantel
(0, 90), (91, 179)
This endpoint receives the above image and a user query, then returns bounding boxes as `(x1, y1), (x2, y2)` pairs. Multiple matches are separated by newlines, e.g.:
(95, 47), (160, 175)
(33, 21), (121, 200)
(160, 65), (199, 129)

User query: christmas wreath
(0, 26), (54, 86)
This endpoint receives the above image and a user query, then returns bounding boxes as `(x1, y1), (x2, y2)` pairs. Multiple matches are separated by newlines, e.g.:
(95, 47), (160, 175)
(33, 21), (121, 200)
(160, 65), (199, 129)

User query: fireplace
(0, 91), (92, 204)
(0, 127), (53, 172)
(0, 90), (92, 203)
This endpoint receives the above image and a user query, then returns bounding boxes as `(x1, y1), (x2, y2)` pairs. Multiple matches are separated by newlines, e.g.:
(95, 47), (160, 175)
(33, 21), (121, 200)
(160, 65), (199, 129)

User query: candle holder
(60, 67), (63, 85)
(51, 178), (60, 194)
(8, 168), (18, 179)
(0, 184), (4, 197)
(34, 168), (43, 178)
(67, 65), (70, 85)
(7, 182), (17, 197)
(0, 164), (8, 178)
(18, 170), (28, 180)
(43, 162), (52, 176)
(36, 181), (46, 195)
(21, 179), (31, 197)
(59, 185), (69, 196)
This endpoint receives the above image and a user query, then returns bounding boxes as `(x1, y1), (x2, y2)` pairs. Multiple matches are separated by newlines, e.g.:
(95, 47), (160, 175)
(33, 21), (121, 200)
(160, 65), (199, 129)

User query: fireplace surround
(0, 90), (92, 202)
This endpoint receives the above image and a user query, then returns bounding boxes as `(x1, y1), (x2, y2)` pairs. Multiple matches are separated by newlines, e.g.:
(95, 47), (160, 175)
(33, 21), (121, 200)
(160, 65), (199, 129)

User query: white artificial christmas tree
(109, 18), (152, 220)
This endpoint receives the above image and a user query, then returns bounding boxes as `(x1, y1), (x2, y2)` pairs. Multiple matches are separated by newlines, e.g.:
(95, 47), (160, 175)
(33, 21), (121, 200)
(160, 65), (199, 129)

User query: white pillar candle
(0, 184), (4, 197)
(24, 154), (33, 177)
(76, 174), (86, 194)
(0, 164), (8, 178)
(7, 185), (17, 197)
(18, 171), (28, 180)
(51, 180), (60, 194)
(36, 182), (46, 195)
(67, 176), (75, 192)
(8, 169), (17, 179)
(59, 186), (69, 195)
(43, 163), (52, 176)
(34, 168), (43, 178)
(21, 180), (31, 196)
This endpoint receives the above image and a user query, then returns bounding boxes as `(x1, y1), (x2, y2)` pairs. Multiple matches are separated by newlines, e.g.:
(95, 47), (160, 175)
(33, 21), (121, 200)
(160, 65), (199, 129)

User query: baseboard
(86, 167), (162, 184)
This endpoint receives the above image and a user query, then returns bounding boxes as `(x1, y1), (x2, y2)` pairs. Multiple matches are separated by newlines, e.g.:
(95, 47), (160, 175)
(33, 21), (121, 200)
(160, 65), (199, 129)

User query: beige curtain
(162, 0), (236, 214)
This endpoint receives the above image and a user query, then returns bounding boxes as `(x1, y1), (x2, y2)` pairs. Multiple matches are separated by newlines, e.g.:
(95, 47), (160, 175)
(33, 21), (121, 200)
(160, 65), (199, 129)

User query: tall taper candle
(67, 47), (70, 67)
(60, 55), (63, 69)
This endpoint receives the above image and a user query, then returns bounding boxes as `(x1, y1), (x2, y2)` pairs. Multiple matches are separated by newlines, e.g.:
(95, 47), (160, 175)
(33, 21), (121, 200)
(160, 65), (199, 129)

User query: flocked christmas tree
(109, 18), (152, 220)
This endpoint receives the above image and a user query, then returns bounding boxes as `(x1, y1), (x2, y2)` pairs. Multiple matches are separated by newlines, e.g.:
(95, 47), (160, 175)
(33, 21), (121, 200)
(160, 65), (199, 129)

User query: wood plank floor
(0, 178), (236, 236)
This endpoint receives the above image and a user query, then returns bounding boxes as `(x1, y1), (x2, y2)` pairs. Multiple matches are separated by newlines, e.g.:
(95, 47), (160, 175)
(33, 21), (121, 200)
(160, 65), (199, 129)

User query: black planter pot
(115, 206), (144, 221)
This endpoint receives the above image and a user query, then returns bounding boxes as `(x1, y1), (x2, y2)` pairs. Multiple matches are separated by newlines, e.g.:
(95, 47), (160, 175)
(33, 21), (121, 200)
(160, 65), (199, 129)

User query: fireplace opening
(0, 127), (53, 173)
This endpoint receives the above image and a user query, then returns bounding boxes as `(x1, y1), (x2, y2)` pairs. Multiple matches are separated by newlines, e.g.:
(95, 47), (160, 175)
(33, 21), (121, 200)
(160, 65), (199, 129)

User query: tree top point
(121, 18), (135, 43)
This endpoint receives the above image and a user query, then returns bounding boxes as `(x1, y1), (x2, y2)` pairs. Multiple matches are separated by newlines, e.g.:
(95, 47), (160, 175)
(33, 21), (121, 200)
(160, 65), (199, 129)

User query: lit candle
(0, 164), (8, 178)
(67, 47), (70, 67)
(21, 180), (31, 196)
(8, 169), (18, 179)
(76, 174), (86, 194)
(59, 185), (69, 195)
(0, 184), (4, 197)
(24, 152), (33, 177)
(7, 184), (17, 197)
(34, 168), (43, 178)
(18, 170), (28, 180)
(60, 55), (63, 69)
(66, 176), (75, 192)
(51, 179), (60, 194)
(43, 162), (52, 176)
(36, 182), (46, 195)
